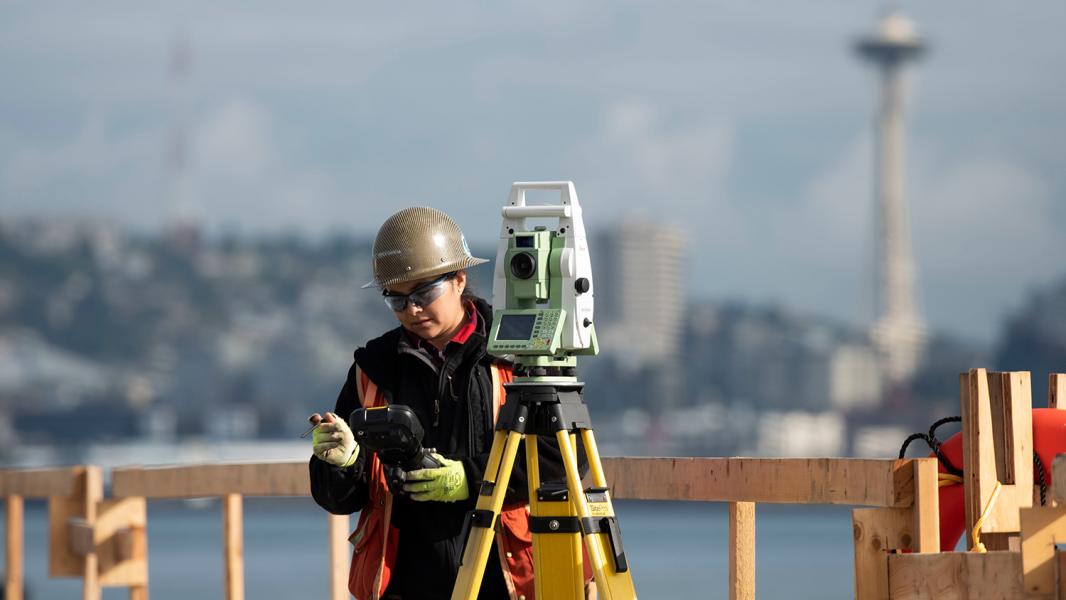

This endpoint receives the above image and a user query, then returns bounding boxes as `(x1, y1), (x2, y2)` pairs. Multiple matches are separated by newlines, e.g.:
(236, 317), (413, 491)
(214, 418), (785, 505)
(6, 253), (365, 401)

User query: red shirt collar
(450, 301), (478, 345)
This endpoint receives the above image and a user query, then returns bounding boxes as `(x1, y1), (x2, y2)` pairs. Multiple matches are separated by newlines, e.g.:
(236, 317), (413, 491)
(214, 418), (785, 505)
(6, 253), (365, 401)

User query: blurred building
(827, 343), (883, 410)
(996, 276), (1066, 403)
(756, 410), (846, 457)
(594, 219), (687, 407)
(684, 301), (881, 413)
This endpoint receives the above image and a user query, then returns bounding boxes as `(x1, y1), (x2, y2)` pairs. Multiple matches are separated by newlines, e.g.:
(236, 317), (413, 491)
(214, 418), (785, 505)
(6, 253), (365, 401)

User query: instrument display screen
(496, 314), (537, 341)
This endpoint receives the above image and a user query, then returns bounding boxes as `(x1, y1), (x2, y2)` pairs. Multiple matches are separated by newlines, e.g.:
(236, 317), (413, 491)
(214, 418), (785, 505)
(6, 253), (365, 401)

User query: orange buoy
(934, 408), (1066, 551)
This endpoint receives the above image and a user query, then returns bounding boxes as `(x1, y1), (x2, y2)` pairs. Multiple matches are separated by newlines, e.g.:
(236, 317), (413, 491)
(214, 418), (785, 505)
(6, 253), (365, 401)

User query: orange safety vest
(347, 363), (536, 600)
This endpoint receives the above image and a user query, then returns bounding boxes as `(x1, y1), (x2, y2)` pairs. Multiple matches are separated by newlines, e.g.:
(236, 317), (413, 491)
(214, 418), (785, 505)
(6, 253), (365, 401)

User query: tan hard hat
(363, 207), (489, 289)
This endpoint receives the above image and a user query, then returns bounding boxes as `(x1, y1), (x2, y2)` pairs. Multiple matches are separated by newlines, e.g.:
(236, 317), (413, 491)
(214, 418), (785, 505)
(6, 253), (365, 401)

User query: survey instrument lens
(510, 252), (537, 280)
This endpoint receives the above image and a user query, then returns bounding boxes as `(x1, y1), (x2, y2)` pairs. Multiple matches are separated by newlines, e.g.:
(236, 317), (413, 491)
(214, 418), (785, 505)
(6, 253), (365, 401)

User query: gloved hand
(402, 453), (470, 502)
(309, 412), (360, 468)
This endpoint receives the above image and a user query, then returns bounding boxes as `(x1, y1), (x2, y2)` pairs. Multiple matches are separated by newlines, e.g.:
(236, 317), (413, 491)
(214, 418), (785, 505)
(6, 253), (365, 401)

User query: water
(7, 500), (855, 599)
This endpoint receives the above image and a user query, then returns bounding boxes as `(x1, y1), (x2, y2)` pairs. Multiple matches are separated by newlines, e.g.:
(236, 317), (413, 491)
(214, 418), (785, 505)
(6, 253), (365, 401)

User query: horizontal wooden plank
(888, 551), (1022, 599)
(0, 468), (80, 498)
(602, 457), (919, 507)
(111, 462), (310, 499)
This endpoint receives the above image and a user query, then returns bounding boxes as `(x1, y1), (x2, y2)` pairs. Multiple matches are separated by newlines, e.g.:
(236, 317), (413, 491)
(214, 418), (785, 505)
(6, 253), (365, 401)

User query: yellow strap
(938, 473), (963, 488)
(360, 369), (381, 408)
(970, 480), (1002, 553)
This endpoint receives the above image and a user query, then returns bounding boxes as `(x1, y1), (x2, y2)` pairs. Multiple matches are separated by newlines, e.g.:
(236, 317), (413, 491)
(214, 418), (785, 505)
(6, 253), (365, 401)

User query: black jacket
(309, 297), (581, 598)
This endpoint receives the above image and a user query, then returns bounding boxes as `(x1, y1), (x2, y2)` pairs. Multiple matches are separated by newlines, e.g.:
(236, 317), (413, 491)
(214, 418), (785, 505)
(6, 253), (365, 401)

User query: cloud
(914, 156), (1054, 273)
(576, 98), (739, 243)
(0, 115), (162, 226)
(911, 152), (1057, 338)
(786, 134), (874, 266)
(177, 99), (348, 234)
(0, 98), (347, 235)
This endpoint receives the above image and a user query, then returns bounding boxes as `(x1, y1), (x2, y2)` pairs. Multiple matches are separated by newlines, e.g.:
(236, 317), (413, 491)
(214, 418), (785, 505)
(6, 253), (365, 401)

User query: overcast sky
(1, 2), (1064, 343)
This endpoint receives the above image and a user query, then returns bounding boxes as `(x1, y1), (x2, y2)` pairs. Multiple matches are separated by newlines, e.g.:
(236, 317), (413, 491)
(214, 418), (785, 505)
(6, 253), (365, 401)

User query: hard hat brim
(361, 256), (489, 289)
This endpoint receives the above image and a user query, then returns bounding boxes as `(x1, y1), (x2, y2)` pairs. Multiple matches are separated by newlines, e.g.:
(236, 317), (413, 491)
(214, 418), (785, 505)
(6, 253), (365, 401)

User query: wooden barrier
(4, 456), (927, 600)
(881, 372), (1066, 600)
(0, 466), (147, 600)
(110, 462), (349, 600)
(602, 457), (918, 506)
(111, 462), (310, 498)
(13, 369), (1063, 599)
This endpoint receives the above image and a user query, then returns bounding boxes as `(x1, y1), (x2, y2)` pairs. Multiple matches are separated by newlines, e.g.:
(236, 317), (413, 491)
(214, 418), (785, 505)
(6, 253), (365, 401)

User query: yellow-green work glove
(403, 454), (470, 502)
(310, 412), (360, 468)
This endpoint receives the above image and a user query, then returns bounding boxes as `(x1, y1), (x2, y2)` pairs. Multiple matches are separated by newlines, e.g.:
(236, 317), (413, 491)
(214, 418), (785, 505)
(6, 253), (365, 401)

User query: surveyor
(308, 207), (575, 600)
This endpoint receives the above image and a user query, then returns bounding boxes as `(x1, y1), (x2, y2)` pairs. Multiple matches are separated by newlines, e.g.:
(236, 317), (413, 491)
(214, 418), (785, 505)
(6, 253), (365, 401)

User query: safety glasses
(381, 272), (456, 312)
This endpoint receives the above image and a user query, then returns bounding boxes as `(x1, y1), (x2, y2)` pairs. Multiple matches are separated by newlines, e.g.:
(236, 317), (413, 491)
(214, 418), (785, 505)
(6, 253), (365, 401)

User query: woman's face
(385, 270), (468, 345)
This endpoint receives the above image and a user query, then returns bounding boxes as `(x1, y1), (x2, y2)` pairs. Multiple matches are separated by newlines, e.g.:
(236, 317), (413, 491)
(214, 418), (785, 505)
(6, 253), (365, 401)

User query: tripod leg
(526, 435), (585, 600)
(451, 429), (525, 600)
(556, 430), (638, 600)
(579, 430), (608, 489)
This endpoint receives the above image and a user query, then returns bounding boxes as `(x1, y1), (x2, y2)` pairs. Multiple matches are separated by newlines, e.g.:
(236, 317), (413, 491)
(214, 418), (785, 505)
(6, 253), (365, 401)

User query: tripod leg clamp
(470, 509), (497, 530)
(581, 516), (629, 573)
(457, 508), (498, 567)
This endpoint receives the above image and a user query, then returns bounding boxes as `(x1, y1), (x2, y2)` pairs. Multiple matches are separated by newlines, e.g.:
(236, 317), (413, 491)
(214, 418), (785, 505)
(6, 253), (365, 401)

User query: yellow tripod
(451, 382), (637, 600)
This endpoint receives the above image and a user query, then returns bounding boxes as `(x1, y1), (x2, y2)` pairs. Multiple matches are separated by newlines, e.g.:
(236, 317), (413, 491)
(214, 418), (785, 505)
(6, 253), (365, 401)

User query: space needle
(855, 10), (927, 387)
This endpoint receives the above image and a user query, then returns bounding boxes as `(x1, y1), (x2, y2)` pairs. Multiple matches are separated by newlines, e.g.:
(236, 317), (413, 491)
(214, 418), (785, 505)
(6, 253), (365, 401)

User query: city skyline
(1, 3), (1063, 343)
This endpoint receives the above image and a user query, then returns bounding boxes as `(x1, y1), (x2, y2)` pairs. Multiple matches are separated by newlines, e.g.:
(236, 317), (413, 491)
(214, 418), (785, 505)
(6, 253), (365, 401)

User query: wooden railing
(110, 462), (349, 600)
(8, 370), (1065, 600)
(601, 456), (940, 600)
(1, 456), (935, 600)
(2, 466), (101, 600)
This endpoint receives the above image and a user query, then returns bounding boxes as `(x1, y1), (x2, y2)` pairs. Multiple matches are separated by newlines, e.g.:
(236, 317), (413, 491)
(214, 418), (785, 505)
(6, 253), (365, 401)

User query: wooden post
(6, 495), (23, 600)
(1057, 547), (1066, 600)
(853, 458), (939, 600)
(853, 508), (909, 600)
(129, 580), (148, 600)
(1050, 373), (1066, 408)
(961, 369), (1033, 549)
(1020, 506), (1066, 597)
(728, 501), (755, 600)
(129, 518), (149, 600)
(222, 494), (244, 600)
(82, 467), (103, 600)
(911, 458), (940, 553)
(327, 514), (350, 600)
(1054, 456), (1066, 508)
